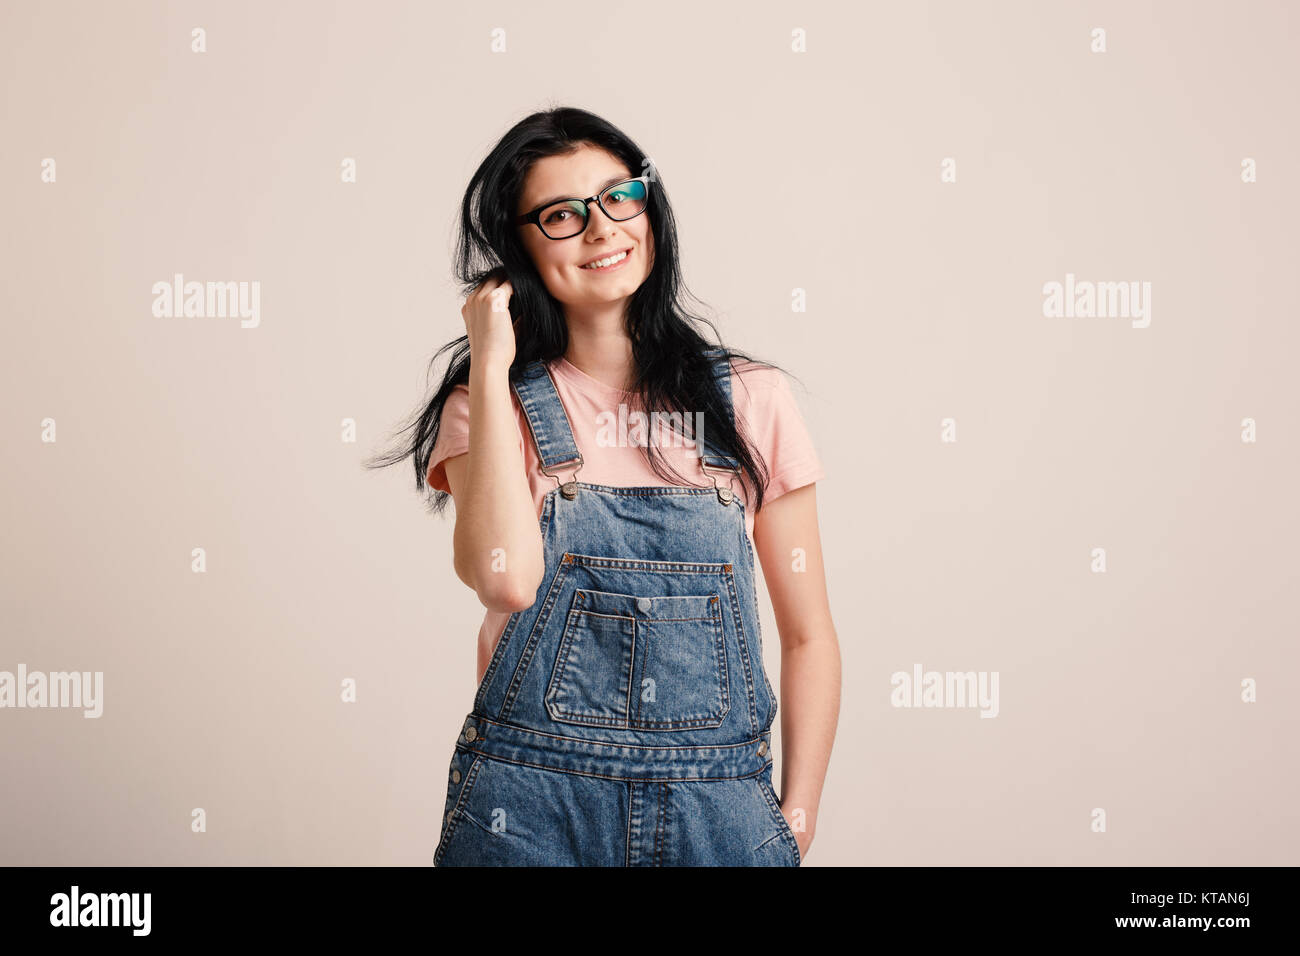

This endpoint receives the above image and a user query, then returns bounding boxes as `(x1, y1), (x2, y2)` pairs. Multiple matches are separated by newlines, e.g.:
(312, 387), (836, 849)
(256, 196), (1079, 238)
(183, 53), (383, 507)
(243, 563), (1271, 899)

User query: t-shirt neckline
(549, 356), (636, 402)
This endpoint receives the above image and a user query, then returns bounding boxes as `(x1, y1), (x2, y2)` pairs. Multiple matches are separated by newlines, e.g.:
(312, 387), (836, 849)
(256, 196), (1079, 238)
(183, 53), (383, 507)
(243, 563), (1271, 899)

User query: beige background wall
(2, 0), (1296, 865)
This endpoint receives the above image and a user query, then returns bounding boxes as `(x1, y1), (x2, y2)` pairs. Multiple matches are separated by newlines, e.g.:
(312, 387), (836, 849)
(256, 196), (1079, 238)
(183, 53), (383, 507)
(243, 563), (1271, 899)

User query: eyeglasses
(515, 176), (651, 240)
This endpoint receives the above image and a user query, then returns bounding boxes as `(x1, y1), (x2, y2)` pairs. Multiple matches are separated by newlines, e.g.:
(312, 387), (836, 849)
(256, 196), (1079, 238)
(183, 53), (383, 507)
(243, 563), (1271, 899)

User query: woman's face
(515, 144), (654, 309)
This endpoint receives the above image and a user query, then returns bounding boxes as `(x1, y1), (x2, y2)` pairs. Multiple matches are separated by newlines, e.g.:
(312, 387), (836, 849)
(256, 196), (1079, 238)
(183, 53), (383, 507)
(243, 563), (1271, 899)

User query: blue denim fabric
(434, 349), (800, 867)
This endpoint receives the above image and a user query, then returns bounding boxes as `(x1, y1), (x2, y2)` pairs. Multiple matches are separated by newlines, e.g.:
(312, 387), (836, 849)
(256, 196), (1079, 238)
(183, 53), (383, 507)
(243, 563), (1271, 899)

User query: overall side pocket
(433, 749), (487, 867)
(755, 773), (801, 867)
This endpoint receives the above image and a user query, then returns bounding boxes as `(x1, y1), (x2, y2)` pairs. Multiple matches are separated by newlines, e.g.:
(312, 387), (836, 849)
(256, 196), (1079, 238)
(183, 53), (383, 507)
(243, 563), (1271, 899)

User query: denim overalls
(434, 349), (800, 866)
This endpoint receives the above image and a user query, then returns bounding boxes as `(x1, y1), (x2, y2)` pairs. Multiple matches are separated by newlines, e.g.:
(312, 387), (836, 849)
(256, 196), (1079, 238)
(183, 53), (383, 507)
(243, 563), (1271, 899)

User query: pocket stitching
(545, 598), (632, 726)
(633, 601), (728, 727)
(545, 588), (729, 729)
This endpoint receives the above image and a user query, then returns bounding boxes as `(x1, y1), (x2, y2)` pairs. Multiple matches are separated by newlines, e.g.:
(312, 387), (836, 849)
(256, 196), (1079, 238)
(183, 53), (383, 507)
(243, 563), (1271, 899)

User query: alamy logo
(152, 273), (260, 328)
(0, 664), (103, 717)
(49, 885), (150, 935)
(594, 405), (706, 457)
(1042, 273), (1151, 328)
(890, 663), (1000, 718)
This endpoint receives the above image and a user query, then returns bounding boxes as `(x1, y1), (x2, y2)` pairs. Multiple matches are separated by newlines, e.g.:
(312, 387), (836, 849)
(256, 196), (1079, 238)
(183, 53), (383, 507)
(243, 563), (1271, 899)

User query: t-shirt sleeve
(425, 384), (528, 494)
(735, 363), (826, 504)
(426, 385), (470, 493)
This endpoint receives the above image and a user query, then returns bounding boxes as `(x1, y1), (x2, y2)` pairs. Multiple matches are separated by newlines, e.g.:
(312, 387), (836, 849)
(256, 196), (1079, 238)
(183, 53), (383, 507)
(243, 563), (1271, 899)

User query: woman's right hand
(446, 268), (545, 615)
(461, 270), (517, 370)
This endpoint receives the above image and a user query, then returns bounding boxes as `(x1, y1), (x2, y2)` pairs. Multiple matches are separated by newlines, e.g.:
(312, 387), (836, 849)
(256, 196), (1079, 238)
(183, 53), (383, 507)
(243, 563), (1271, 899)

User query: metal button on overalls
(434, 350), (787, 868)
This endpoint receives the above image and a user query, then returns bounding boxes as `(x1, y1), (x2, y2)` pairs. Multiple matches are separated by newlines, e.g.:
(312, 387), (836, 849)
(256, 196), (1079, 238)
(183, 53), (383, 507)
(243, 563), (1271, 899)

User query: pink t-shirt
(427, 355), (825, 682)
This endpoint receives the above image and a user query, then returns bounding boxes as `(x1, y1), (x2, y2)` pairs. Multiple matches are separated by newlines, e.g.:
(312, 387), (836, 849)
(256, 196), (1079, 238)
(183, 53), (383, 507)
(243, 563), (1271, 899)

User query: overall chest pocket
(544, 588), (730, 730)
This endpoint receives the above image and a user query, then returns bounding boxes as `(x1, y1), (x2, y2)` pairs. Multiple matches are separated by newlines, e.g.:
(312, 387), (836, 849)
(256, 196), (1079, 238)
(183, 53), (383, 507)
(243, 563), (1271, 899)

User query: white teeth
(581, 250), (628, 269)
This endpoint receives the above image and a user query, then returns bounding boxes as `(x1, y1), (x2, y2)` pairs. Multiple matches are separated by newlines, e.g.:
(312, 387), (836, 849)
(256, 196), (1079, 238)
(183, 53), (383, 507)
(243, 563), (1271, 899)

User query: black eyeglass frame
(515, 176), (653, 240)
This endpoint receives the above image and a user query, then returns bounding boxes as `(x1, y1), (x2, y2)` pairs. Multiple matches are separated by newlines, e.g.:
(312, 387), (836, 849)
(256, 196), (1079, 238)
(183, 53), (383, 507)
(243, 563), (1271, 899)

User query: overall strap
(513, 359), (584, 498)
(698, 347), (741, 473)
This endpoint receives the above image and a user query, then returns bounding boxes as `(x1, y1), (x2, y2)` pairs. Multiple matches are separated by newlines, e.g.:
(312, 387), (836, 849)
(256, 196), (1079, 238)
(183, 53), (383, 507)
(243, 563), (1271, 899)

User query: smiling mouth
(579, 248), (632, 271)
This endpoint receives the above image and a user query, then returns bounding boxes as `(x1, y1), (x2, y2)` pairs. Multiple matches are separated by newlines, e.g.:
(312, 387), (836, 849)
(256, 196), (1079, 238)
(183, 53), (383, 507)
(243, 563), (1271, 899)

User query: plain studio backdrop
(1, 0), (1296, 865)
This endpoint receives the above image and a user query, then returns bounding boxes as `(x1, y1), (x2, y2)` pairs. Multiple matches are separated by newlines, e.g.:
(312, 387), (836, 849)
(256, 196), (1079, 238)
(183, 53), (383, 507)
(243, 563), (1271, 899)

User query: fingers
(464, 275), (512, 308)
(490, 285), (512, 314)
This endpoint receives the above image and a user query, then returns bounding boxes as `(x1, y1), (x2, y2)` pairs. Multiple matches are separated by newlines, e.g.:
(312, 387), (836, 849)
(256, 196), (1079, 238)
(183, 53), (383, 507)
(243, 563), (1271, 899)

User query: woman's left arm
(753, 481), (840, 862)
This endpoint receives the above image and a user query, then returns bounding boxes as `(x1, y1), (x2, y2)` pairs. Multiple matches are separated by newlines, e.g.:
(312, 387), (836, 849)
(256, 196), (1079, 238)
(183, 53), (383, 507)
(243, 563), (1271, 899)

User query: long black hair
(366, 105), (800, 517)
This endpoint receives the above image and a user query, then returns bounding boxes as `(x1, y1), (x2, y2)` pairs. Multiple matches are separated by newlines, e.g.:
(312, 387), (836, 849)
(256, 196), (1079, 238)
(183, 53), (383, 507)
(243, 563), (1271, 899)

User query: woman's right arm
(442, 275), (544, 614)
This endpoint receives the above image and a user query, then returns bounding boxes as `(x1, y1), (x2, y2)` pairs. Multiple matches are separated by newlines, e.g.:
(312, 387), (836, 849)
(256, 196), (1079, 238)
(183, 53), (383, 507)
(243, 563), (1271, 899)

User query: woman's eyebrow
(531, 174), (628, 210)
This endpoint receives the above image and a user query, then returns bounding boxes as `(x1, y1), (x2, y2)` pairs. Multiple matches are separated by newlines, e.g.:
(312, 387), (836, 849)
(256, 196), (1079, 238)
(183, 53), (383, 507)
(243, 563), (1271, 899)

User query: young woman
(373, 107), (840, 866)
